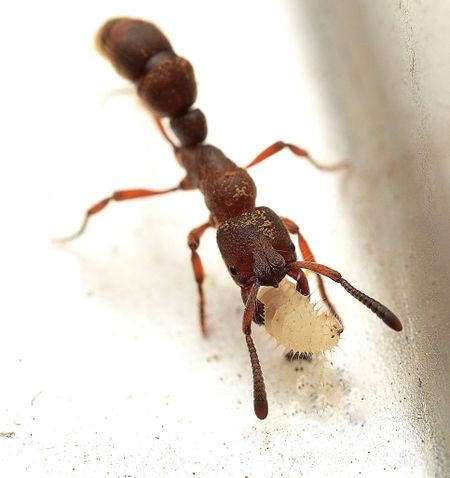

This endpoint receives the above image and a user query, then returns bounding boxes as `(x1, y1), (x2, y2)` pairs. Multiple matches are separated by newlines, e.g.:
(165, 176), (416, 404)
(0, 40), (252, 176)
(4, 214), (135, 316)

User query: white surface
(1, 1), (449, 477)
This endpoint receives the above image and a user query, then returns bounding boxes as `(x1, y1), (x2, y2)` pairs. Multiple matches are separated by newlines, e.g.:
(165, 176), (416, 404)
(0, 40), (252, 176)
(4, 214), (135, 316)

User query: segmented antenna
(340, 278), (402, 331)
(245, 334), (268, 420)
(287, 261), (402, 331)
(241, 281), (268, 419)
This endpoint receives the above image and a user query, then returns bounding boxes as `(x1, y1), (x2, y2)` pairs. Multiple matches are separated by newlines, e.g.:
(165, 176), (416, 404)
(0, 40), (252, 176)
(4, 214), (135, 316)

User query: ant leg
(241, 281), (268, 420)
(282, 217), (341, 324)
(187, 222), (211, 336)
(56, 182), (186, 242)
(287, 261), (402, 332)
(285, 351), (312, 362)
(153, 115), (177, 150)
(244, 141), (348, 171)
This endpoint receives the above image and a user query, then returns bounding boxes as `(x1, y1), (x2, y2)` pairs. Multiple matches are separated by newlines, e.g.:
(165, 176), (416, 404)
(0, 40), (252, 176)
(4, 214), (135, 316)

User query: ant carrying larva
(57, 17), (402, 420)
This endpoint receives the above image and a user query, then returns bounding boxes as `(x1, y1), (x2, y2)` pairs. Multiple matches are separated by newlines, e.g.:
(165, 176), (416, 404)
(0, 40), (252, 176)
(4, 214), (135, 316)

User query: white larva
(258, 278), (343, 354)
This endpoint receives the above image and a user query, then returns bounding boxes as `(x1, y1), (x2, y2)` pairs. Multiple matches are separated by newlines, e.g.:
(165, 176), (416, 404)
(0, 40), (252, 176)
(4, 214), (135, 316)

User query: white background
(1, 1), (449, 477)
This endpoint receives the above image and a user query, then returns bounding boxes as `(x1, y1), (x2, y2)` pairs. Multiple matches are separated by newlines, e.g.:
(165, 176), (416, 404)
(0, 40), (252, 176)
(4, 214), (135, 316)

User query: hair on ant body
(58, 18), (402, 420)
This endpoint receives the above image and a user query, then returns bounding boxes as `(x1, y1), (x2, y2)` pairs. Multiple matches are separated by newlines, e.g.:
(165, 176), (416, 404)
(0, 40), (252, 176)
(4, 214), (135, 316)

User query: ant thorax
(258, 278), (343, 354)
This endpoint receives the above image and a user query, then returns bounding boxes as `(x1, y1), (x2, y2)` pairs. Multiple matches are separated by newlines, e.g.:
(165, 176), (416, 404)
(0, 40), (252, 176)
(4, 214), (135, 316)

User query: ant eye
(290, 242), (296, 251)
(229, 266), (238, 275)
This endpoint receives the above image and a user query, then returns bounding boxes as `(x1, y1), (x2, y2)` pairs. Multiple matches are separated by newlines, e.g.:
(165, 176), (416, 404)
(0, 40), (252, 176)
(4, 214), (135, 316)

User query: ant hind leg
(153, 115), (177, 150)
(244, 141), (349, 171)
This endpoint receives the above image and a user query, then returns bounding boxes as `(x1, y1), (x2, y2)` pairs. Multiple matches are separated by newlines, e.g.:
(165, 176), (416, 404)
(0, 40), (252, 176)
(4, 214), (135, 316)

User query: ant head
(217, 207), (296, 288)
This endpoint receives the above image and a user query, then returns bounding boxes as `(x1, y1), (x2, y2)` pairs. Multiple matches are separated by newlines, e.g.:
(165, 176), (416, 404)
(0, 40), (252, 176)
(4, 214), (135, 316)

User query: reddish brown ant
(58, 18), (402, 420)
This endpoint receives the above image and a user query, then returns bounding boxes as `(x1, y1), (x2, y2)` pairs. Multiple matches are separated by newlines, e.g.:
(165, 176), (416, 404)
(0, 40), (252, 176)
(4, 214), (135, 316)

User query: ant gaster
(59, 18), (402, 420)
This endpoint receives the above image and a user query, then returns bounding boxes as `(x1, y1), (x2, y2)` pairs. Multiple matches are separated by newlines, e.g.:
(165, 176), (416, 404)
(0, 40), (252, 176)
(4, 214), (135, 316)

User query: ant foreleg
(282, 217), (341, 324)
(287, 261), (403, 332)
(289, 268), (310, 297)
(241, 281), (268, 420)
(187, 221), (211, 336)
(244, 141), (348, 171)
(56, 184), (184, 242)
(285, 351), (313, 362)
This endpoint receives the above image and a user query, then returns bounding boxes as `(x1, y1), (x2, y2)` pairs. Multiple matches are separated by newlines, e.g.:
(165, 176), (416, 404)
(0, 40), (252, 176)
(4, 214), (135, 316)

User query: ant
(58, 18), (402, 420)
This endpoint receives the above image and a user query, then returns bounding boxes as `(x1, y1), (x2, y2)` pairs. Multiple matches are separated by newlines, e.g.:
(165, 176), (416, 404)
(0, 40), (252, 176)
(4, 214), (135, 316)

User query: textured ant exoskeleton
(58, 18), (402, 420)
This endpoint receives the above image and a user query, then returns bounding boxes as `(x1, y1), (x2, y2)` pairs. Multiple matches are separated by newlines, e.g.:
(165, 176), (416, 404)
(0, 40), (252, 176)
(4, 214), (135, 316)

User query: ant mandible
(58, 18), (402, 420)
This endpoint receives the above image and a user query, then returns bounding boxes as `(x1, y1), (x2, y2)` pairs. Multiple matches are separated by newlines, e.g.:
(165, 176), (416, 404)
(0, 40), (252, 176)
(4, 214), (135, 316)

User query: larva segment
(258, 279), (343, 354)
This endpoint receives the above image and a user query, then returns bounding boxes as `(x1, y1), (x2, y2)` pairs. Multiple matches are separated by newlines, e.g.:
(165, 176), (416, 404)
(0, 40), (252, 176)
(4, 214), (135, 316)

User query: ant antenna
(242, 281), (268, 419)
(245, 334), (268, 419)
(287, 261), (402, 332)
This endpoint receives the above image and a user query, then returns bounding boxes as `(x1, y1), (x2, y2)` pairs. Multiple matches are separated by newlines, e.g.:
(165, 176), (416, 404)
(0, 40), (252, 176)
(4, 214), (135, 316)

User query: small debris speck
(206, 354), (221, 362)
